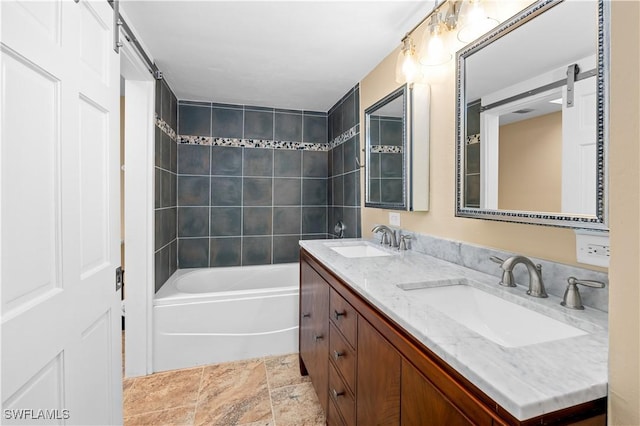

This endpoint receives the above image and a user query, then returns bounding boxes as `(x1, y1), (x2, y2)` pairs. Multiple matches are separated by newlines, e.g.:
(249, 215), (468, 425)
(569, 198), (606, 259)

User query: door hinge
(115, 266), (124, 292)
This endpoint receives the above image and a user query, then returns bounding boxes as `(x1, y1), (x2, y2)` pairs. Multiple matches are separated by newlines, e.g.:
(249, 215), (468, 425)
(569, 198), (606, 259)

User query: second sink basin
(398, 282), (587, 348)
(328, 243), (392, 258)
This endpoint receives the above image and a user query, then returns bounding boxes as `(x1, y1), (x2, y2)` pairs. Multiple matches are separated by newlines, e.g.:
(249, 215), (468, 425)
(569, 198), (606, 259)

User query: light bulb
(428, 33), (445, 61)
(457, 1), (499, 43)
(419, 26), (452, 66)
(396, 35), (421, 84)
(402, 52), (418, 83)
(468, 1), (486, 23)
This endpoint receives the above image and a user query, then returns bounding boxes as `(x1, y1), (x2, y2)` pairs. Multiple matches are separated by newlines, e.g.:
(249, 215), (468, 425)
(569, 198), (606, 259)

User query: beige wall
(498, 112), (562, 212)
(360, 2), (639, 423)
(608, 1), (640, 424)
(360, 4), (584, 268)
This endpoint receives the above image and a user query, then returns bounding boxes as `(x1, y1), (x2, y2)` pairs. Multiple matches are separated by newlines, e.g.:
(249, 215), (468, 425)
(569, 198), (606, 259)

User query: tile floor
(122, 354), (325, 426)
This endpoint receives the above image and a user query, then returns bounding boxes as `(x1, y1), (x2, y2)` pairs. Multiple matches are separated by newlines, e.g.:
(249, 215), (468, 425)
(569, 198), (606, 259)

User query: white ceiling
(122, 1), (435, 112)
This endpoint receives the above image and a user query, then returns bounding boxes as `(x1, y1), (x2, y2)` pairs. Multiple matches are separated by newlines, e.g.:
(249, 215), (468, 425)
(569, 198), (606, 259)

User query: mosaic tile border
(155, 114), (177, 142)
(371, 145), (403, 154)
(466, 134), (480, 145)
(177, 124), (359, 152)
(329, 126), (358, 149)
(177, 135), (330, 151)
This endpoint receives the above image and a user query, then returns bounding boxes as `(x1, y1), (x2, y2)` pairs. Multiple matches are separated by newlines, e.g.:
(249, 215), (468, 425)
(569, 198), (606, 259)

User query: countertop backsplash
(372, 229), (609, 313)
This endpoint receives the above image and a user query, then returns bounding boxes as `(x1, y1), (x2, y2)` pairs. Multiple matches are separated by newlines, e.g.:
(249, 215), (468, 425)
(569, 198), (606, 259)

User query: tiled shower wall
(176, 102), (329, 268)
(328, 85), (361, 238)
(368, 115), (403, 204)
(154, 80), (178, 292)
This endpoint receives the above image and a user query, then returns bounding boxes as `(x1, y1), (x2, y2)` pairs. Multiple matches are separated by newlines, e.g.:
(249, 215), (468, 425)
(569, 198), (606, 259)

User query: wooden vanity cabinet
(299, 249), (606, 426)
(357, 317), (401, 425)
(299, 258), (330, 413)
(401, 359), (475, 426)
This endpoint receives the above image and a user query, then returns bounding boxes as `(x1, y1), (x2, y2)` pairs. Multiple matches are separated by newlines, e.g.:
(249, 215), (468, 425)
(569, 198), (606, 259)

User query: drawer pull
(334, 310), (346, 320)
(314, 334), (324, 341)
(332, 389), (345, 399)
(302, 313), (311, 318)
(333, 350), (345, 360)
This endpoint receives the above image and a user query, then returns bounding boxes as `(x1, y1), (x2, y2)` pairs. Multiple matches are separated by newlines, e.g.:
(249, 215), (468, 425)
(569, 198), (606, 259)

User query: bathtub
(153, 263), (299, 372)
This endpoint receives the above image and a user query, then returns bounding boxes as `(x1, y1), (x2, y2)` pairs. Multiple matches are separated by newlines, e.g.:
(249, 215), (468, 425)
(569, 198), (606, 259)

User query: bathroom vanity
(298, 239), (607, 426)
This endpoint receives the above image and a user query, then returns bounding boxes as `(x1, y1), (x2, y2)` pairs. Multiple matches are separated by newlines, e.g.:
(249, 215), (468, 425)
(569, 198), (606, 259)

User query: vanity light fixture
(395, 0), (501, 83)
(395, 35), (420, 84)
(419, 13), (452, 66)
(457, 0), (499, 43)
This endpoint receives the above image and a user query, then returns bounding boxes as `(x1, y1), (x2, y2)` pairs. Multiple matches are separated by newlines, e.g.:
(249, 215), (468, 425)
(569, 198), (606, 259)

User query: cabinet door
(357, 317), (401, 425)
(401, 359), (473, 426)
(300, 259), (330, 412)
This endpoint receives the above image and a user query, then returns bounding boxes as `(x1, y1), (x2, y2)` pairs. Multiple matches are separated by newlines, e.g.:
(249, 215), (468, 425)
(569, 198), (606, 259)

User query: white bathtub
(153, 263), (299, 372)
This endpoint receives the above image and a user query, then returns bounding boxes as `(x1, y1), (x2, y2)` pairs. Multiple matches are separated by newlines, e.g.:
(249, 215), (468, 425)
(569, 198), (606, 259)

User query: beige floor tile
(195, 359), (272, 426)
(270, 382), (325, 426)
(124, 368), (203, 416)
(123, 378), (136, 405)
(124, 406), (195, 426)
(236, 420), (274, 426)
(264, 354), (310, 390)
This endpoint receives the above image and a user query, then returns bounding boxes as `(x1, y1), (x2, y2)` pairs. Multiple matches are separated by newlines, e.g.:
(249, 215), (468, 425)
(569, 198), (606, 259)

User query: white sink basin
(329, 244), (392, 258)
(399, 283), (587, 348)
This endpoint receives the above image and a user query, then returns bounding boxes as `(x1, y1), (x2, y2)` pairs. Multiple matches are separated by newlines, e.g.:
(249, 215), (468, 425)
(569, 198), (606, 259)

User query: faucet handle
(568, 277), (606, 289)
(489, 256), (505, 265)
(561, 277), (605, 310)
(398, 234), (412, 251)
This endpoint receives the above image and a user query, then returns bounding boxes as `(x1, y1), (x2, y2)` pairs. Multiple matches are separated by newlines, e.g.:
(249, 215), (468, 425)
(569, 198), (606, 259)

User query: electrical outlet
(389, 212), (401, 227)
(575, 230), (610, 267)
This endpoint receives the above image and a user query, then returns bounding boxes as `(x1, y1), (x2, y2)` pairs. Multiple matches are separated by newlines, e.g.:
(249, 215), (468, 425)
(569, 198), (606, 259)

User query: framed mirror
(365, 84), (430, 211)
(455, 0), (609, 229)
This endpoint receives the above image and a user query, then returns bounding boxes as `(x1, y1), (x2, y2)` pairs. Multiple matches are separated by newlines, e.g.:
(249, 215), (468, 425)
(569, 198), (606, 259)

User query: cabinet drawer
(329, 323), (356, 394)
(330, 288), (357, 347)
(329, 361), (355, 426)
(327, 397), (347, 426)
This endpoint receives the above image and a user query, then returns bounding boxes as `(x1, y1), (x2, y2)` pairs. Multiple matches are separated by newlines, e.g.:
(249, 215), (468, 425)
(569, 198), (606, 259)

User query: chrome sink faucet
(490, 255), (548, 298)
(371, 225), (398, 248)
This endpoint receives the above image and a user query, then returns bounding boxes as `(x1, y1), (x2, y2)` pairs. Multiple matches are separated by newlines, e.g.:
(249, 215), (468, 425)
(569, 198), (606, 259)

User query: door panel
(561, 77), (597, 215)
(80, 1), (109, 82)
(1, 46), (62, 314)
(3, 355), (65, 424)
(79, 95), (109, 276)
(67, 312), (114, 424)
(1, 0), (122, 423)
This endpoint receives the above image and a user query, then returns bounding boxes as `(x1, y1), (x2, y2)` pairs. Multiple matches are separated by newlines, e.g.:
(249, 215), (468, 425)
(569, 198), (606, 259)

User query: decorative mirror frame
(365, 85), (408, 210)
(455, 0), (609, 230)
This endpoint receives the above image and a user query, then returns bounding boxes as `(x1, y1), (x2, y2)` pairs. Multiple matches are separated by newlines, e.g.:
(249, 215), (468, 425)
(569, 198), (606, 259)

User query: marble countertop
(299, 238), (608, 421)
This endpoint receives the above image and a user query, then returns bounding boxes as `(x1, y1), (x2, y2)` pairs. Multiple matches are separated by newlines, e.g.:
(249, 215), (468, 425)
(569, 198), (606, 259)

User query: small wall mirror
(455, 0), (609, 229)
(365, 84), (430, 211)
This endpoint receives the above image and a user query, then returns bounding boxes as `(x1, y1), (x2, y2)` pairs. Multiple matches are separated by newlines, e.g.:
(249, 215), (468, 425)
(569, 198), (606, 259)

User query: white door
(1, 0), (122, 424)
(561, 76), (597, 215)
